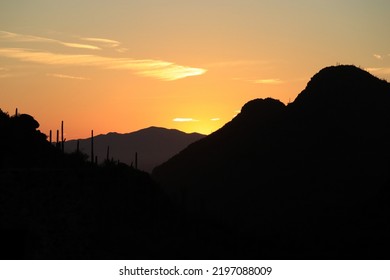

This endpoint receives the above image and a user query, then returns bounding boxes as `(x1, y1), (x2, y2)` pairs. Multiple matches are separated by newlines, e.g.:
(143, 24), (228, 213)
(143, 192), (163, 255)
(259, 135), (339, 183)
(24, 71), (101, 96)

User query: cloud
(206, 60), (268, 68)
(0, 48), (107, 65)
(81, 37), (129, 53)
(253, 79), (283, 85)
(60, 42), (100, 50)
(366, 67), (390, 75)
(210, 118), (220, 121)
(232, 110), (241, 118)
(0, 31), (100, 50)
(135, 64), (206, 81)
(47, 73), (89, 80)
(81, 37), (121, 48)
(373, 54), (383, 60)
(0, 48), (206, 81)
(116, 48), (129, 53)
(173, 118), (199, 122)
(234, 77), (283, 85)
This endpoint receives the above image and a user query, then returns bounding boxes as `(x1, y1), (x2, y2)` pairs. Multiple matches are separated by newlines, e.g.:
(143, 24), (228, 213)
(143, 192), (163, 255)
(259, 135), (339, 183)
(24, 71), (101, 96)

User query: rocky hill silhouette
(2, 65), (390, 260)
(153, 65), (390, 258)
(65, 127), (204, 173)
(0, 111), (188, 259)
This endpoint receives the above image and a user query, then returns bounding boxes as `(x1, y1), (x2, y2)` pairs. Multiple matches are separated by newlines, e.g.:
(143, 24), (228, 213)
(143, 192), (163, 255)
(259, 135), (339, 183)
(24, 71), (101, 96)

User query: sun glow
(2, 1), (390, 139)
(171, 118), (224, 135)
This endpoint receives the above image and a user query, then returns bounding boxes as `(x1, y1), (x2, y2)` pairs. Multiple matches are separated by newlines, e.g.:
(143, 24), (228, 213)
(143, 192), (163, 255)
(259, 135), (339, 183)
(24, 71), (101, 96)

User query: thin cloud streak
(0, 48), (207, 81)
(210, 118), (220, 121)
(81, 37), (121, 48)
(0, 31), (100, 50)
(234, 77), (283, 85)
(253, 79), (283, 85)
(232, 110), (241, 118)
(173, 118), (199, 122)
(61, 42), (100, 50)
(116, 48), (129, 53)
(373, 54), (382, 60)
(81, 37), (129, 53)
(366, 67), (390, 75)
(47, 73), (90, 80)
(205, 60), (268, 68)
(137, 65), (206, 81)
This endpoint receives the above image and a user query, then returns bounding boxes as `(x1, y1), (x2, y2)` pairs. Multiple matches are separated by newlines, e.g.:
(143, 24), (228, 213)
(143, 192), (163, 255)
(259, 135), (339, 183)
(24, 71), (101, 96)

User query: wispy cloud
(0, 48), (206, 81)
(135, 64), (206, 81)
(0, 31), (100, 50)
(173, 118), (199, 122)
(373, 54), (383, 60)
(206, 60), (268, 68)
(232, 110), (241, 118)
(81, 37), (129, 53)
(61, 42), (99, 50)
(210, 118), (220, 121)
(253, 79), (283, 85)
(47, 73), (89, 80)
(81, 37), (120, 48)
(234, 77), (283, 85)
(116, 48), (129, 53)
(366, 67), (390, 75)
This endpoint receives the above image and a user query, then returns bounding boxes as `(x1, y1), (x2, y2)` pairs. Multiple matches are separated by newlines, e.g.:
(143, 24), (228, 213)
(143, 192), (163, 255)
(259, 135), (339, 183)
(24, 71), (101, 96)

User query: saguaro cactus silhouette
(91, 130), (94, 164)
(61, 121), (64, 153)
(56, 130), (60, 149)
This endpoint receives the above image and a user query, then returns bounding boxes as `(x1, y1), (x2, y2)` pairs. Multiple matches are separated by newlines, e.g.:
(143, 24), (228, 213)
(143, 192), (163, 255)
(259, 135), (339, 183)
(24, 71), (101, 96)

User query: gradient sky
(1, 0), (390, 139)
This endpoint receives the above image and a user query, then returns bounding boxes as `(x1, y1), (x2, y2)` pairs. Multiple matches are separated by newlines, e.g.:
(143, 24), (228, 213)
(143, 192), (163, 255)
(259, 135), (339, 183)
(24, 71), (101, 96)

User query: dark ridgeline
(0, 111), (58, 168)
(64, 127), (205, 172)
(153, 65), (390, 259)
(1, 65), (390, 260)
(0, 111), (179, 259)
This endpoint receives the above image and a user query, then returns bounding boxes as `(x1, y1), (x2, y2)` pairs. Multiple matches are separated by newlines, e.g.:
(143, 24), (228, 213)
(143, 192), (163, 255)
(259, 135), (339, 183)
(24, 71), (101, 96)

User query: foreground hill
(153, 65), (390, 258)
(0, 112), (221, 259)
(65, 127), (205, 172)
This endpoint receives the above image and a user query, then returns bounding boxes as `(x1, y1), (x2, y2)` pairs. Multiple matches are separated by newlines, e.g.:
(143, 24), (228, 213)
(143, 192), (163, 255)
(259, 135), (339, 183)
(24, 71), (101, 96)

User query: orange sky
(1, 0), (390, 139)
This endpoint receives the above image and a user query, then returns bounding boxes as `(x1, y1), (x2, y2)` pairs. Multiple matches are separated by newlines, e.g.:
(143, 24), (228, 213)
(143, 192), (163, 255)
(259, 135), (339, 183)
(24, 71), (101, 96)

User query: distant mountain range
(153, 65), (390, 257)
(65, 127), (205, 172)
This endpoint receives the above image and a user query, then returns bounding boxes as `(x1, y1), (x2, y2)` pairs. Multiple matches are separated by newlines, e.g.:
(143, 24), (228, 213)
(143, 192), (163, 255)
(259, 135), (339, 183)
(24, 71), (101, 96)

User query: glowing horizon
(1, 0), (389, 139)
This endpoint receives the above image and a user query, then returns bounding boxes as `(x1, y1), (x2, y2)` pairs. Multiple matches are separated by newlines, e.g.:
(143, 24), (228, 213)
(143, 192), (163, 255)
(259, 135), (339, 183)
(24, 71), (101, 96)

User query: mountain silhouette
(0, 111), (186, 259)
(153, 65), (390, 258)
(0, 111), (61, 168)
(2, 65), (390, 259)
(65, 127), (205, 172)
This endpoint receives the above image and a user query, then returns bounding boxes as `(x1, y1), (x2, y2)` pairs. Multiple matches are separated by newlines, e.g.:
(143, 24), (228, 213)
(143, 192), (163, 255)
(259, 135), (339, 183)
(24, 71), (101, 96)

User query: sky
(1, 0), (390, 139)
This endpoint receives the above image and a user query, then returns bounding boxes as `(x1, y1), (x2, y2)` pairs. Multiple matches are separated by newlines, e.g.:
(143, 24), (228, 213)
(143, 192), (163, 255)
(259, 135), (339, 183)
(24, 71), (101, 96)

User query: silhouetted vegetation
(65, 127), (205, 172)
(2, 65), (390, 260)
(0, 109), (229, 259)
